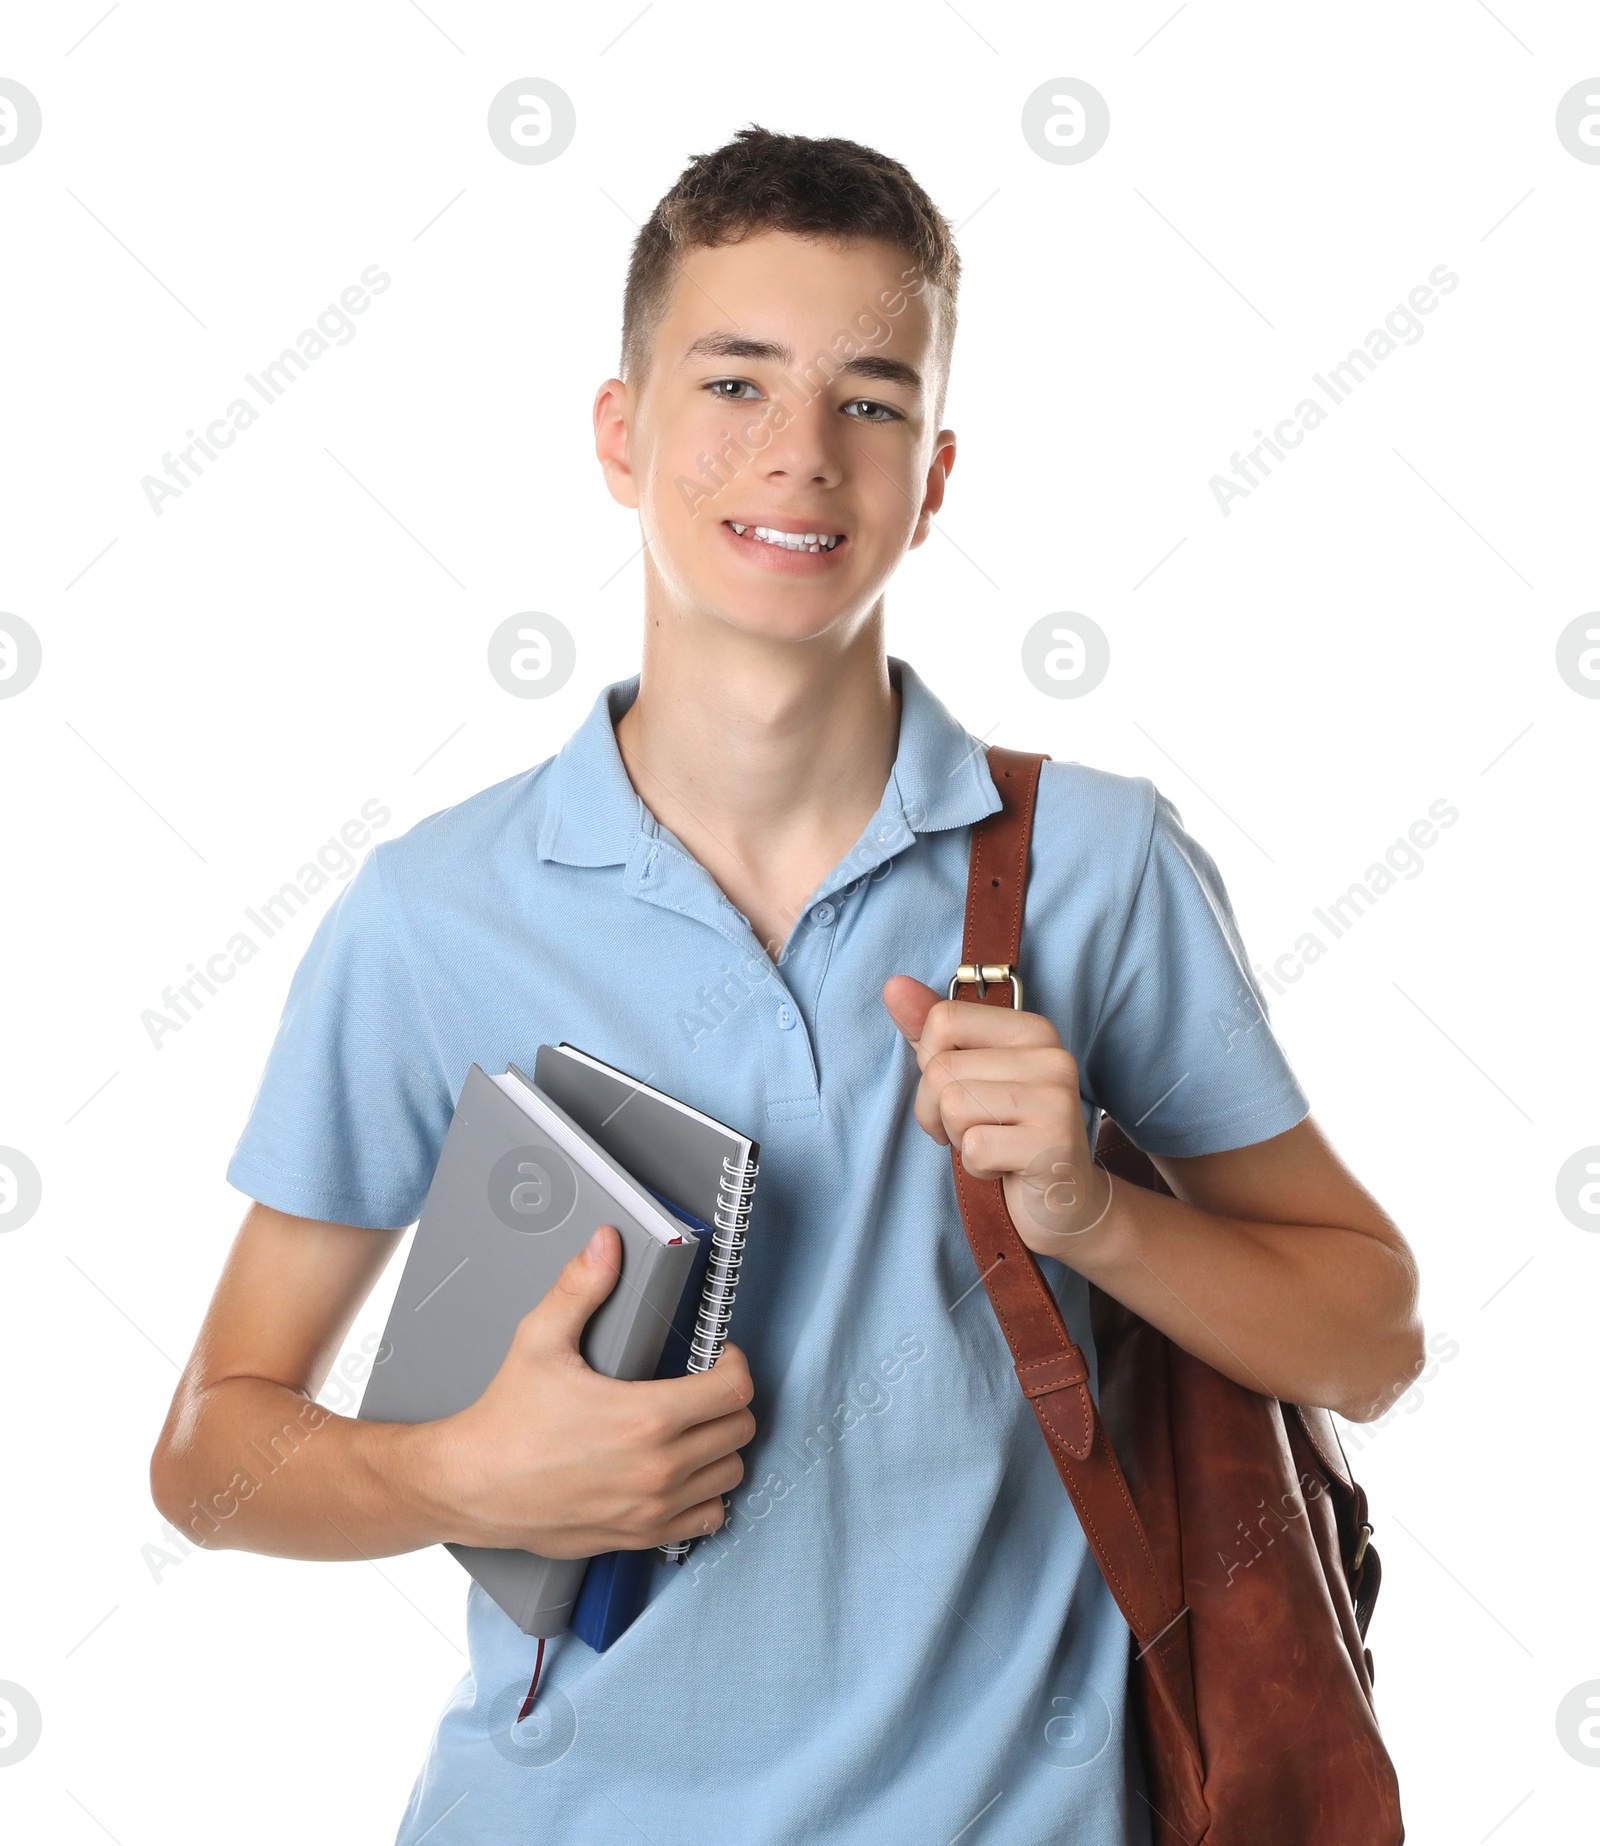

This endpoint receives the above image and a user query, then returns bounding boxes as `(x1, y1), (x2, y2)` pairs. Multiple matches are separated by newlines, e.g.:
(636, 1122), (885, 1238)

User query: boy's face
(595, 230), (955, 647)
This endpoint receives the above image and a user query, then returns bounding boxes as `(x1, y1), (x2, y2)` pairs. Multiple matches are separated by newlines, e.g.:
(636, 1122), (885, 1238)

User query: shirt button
(811, 902), (835, 927)
(776, 1002), (796, 1030)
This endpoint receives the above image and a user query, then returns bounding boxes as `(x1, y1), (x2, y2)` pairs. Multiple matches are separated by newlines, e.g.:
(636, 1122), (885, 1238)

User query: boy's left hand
(882, 974), (1112, 1260)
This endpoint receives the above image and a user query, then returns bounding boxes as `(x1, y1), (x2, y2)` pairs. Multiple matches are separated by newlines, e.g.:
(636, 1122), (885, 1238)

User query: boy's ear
(909, 431), (957, 550)
(593, 378), (640, 511)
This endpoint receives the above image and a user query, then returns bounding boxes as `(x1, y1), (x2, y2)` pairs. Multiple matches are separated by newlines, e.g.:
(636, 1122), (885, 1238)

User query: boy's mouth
(724, 519), (847, 561)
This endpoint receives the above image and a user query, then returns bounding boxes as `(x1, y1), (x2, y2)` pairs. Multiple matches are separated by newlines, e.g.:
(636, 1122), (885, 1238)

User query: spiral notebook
(356, 1042), (759, 1647)
(535, 1043), (761, 1642)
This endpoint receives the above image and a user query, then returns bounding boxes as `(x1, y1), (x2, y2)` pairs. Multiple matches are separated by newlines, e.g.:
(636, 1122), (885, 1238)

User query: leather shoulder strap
(959, 748), (1040, 984)
(949, 747), (1199, 1743)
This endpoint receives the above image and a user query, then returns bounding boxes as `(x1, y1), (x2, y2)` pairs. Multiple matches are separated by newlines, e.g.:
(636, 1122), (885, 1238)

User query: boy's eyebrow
(680, 331), (923, 394)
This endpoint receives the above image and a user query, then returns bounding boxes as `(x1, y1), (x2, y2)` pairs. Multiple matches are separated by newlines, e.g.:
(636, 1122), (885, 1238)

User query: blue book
(532, 1043), (759, 1652)
(569, 1191), (716, 1651)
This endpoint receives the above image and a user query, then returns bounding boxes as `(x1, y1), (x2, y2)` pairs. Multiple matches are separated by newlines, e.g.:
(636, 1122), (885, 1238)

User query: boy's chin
(701, 595), (864, 646)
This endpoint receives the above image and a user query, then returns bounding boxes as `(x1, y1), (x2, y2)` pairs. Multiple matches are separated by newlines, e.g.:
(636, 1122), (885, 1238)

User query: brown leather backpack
(948, 747), (1403, 1844)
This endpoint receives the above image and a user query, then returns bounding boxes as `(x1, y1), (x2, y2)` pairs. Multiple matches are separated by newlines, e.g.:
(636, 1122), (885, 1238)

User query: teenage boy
(152, 127), (1423, 1845)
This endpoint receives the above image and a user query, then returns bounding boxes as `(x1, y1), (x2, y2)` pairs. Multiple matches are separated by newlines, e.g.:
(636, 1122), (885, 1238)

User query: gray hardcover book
(357, 1061), (698, 1635)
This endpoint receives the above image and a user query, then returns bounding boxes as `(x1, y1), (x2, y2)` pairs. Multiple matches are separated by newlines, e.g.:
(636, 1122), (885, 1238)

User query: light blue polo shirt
(227, 656), (1310, 1845)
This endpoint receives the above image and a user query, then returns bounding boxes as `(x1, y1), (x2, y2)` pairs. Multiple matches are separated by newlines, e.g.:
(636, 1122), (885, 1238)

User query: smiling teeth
(730, 523), (841, 553)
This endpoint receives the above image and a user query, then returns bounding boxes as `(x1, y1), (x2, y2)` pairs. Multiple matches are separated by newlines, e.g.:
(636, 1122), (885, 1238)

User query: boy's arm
(1101, 1117), (1423, 1424)
(886, 980), (1425, 1425)
(149, 1203), (434, 1559)
(149, 1204), (757, 1561)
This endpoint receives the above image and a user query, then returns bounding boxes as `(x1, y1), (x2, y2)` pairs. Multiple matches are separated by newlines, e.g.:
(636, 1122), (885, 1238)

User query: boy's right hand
(410, 1223), (757, 1557)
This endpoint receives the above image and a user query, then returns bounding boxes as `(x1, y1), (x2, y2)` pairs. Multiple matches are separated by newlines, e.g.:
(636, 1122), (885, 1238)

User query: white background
(1, 3), (1596, 1841)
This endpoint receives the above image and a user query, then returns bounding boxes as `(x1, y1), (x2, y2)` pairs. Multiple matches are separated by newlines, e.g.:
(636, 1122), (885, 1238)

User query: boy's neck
(612, 607), (901, 958)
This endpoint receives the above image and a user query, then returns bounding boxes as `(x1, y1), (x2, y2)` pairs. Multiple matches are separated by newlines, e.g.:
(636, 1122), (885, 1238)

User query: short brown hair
(621, 125), (961, 419)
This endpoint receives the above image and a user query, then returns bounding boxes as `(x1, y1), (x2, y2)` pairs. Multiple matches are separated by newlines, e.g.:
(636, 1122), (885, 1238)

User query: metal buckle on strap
(1352, 1521), (1374, 1570)
(948, 962), (1023, 1008)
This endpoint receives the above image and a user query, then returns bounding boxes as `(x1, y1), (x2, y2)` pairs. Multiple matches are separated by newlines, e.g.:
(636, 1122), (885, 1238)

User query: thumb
(881, 973), (942, 1047)
(522, 1222), (621, 1356)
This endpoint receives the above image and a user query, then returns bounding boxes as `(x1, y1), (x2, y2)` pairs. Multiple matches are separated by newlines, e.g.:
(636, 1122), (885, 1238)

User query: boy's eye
(703, 379), (902, 422)
(842, 398), (899, 423)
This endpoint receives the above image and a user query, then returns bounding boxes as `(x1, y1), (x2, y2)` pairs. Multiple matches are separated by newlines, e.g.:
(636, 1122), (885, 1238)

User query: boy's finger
(930, 1076), (1076, 1146)
(647, 1343), (755, 1430)
(920, 1045), (1082, 1091)
(880, 974), (943, 1045)
(517, 1224), (622, 1356)
(667, 1403), (760, 1479)
(914, 1052), (1081, 1142)
(956, 1121), (1071, 1182)
(910, 997), (1060, 1068)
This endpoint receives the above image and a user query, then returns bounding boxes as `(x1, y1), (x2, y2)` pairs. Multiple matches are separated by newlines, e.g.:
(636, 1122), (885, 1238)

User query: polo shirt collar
(534, 655), (1001, 869)
(882, 655), (1003, 839)
(533, 675), (648, 867)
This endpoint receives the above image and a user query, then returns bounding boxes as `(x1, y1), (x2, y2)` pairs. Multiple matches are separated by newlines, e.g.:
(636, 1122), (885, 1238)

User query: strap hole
(990, 877), (1000, 887)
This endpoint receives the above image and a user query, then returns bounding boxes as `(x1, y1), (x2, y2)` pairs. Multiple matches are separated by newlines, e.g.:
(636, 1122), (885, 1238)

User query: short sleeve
(225, 844), (454, 1228)
(1082, 787), (1310, 1159)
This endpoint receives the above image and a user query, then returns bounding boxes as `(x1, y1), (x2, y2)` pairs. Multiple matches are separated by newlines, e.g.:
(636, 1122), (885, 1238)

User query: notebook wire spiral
(659, 1151), (759, 1563)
